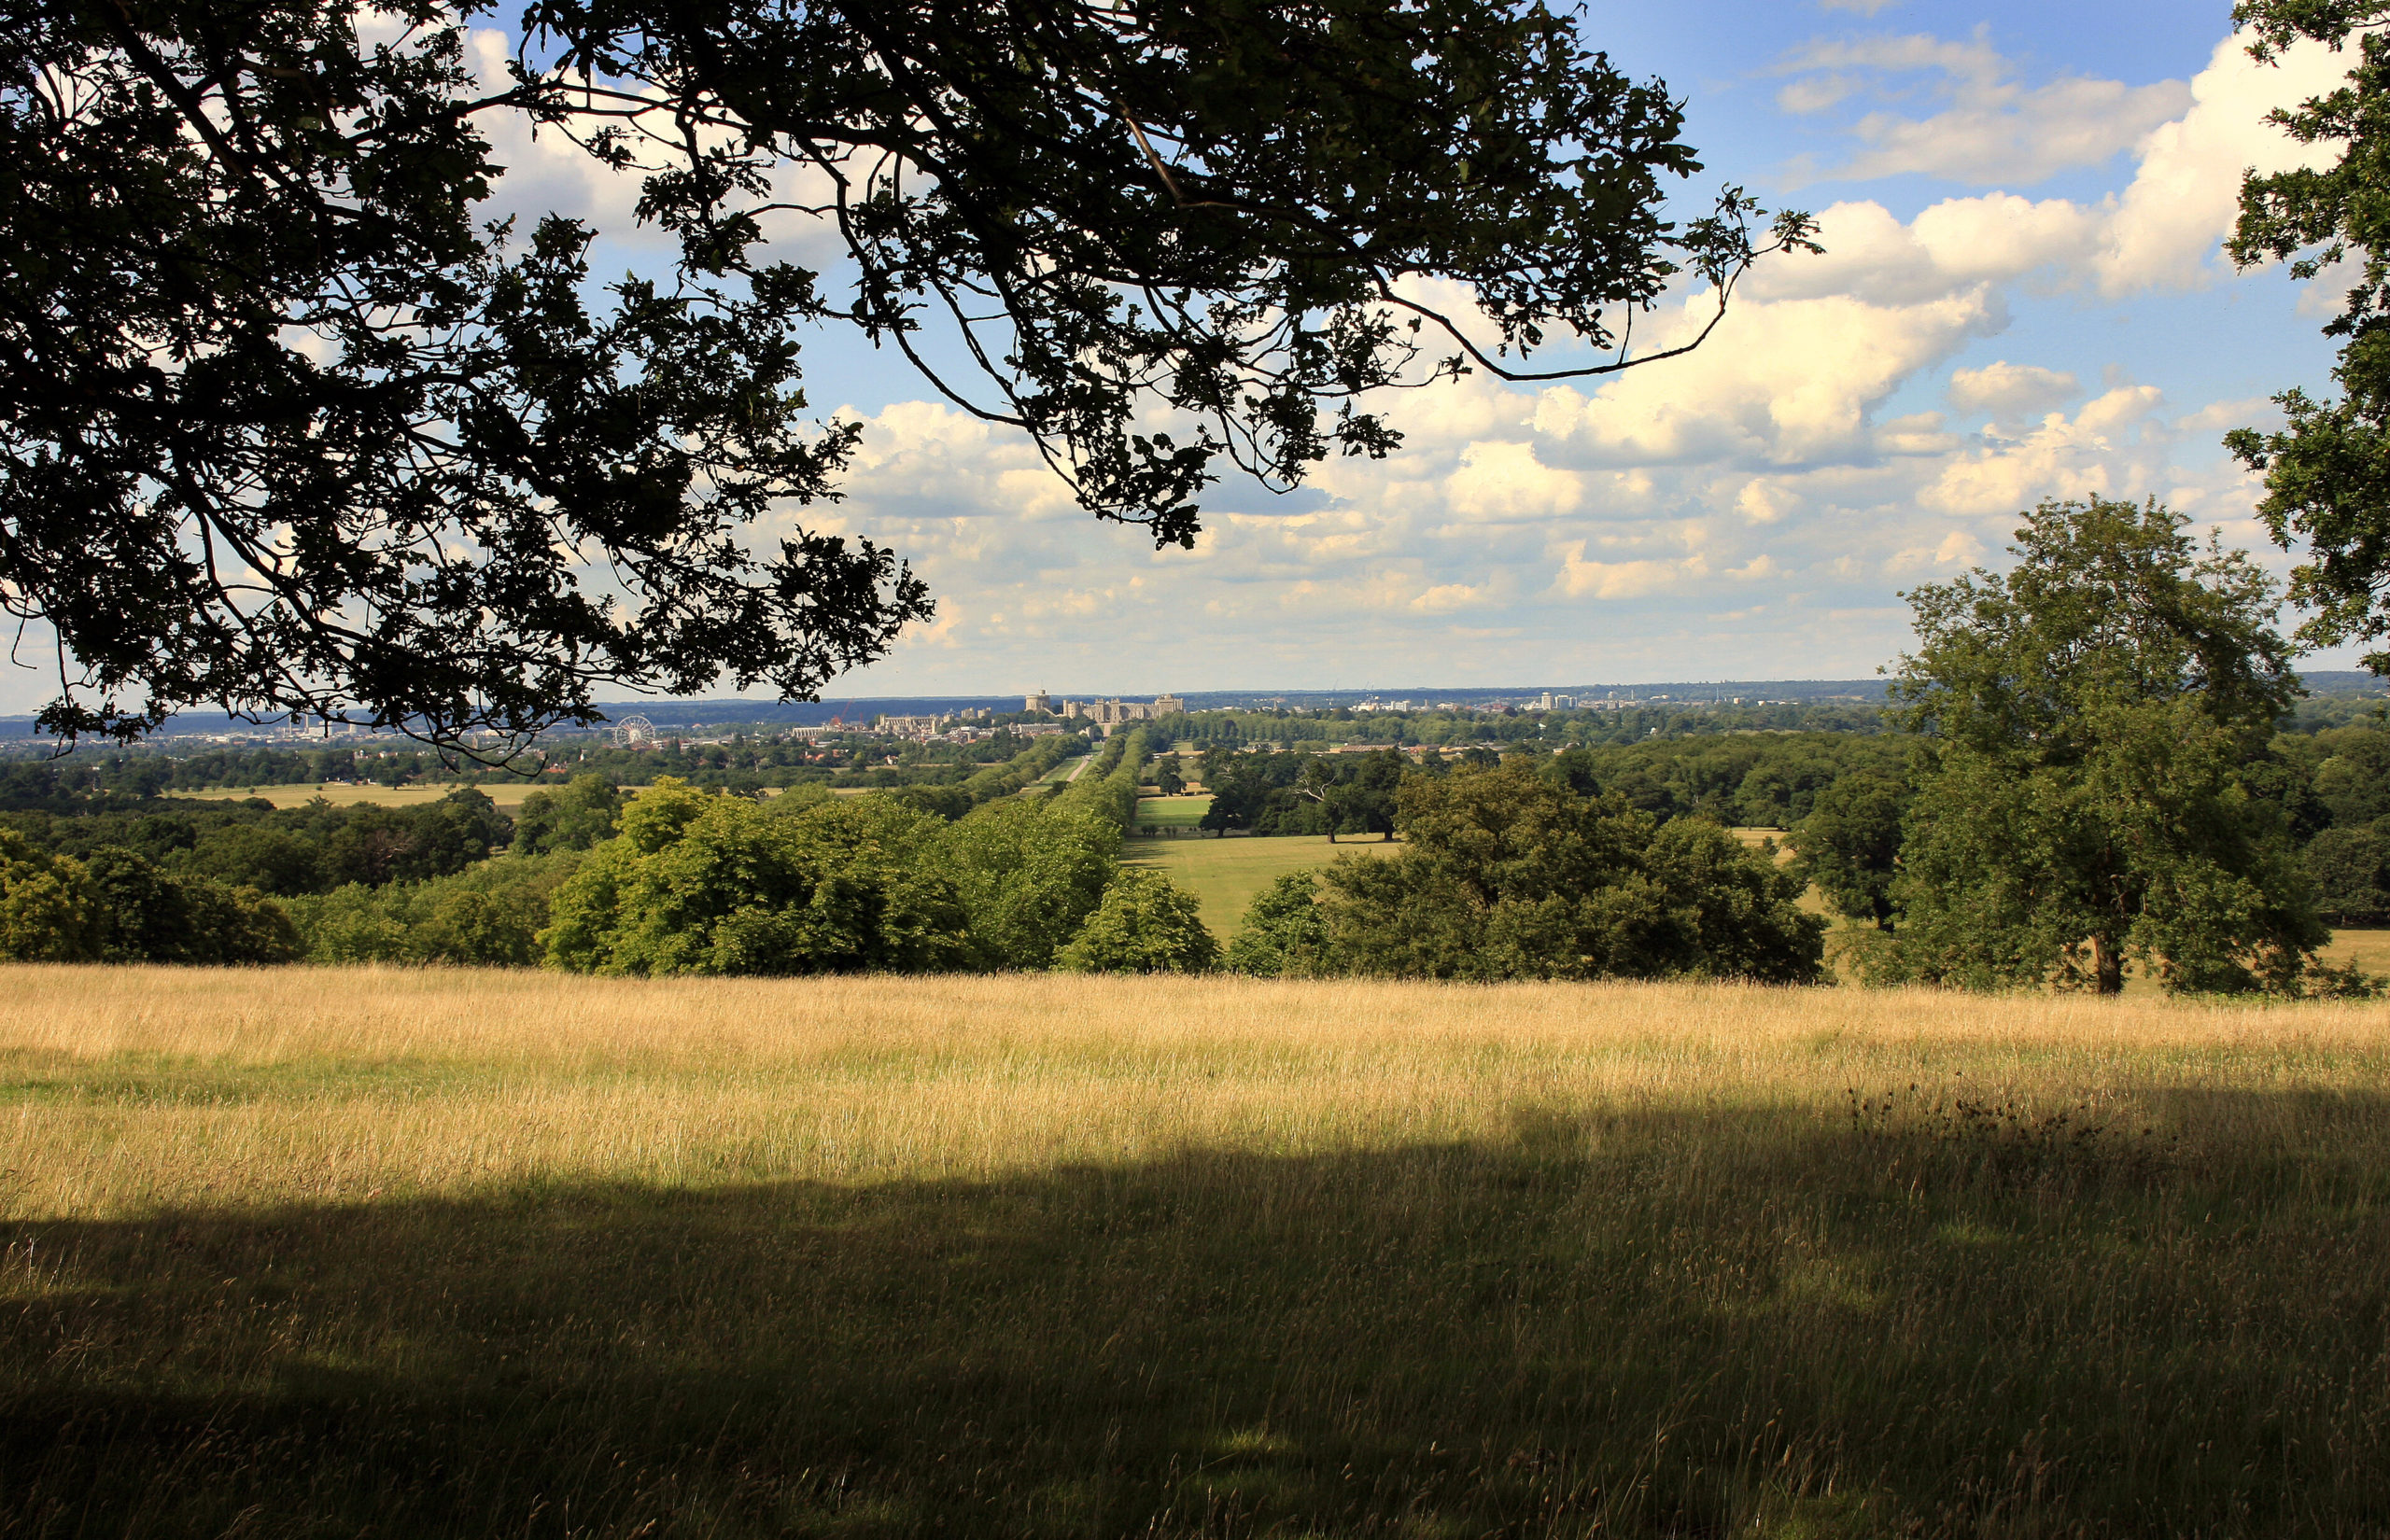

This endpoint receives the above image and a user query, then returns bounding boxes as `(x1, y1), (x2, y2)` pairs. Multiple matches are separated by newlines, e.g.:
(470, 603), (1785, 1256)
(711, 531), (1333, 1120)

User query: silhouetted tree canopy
(1, 0), (1811, 747)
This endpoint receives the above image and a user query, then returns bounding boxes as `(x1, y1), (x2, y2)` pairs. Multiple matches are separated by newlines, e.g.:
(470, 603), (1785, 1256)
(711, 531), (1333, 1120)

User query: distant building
(1025, 689), (1053, 713)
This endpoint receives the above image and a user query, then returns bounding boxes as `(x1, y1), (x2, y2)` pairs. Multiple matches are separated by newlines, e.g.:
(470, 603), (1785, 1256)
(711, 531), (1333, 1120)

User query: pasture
(4, 966), (2387, 1537)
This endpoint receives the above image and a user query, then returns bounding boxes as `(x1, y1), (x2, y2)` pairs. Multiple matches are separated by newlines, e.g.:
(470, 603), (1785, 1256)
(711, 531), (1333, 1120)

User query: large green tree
(935, 798), (1119, 970)
(2227, 1), (2390, 669)
(542, 778), (971, 974)
(1315, 764), (1823, 984)
(1058, 867), (1217, 974)
(2, 0), (1811, 747)
(1888, 497), (2324, 996)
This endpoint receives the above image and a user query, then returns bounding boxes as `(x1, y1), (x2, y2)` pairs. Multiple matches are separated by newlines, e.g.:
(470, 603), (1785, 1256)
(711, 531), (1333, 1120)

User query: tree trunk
(2088, 933), (2124, 996)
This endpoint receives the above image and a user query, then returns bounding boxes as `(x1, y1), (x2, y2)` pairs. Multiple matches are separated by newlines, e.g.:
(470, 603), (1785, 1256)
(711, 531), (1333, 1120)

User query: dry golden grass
(7, 965), (2385, 1219)
(173, 779), (552, 809)
(7, 966), (2390, 1536)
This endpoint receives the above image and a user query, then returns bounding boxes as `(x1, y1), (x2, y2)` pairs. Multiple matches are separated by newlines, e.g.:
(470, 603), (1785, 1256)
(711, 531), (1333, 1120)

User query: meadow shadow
(5, 1090), (2387, 1537)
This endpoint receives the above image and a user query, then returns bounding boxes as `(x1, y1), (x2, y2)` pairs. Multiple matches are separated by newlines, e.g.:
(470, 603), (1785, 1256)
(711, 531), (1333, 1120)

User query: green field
(1132, 793), (1211, 829)
(7, 965), (2390, 1537)
(1123, 831), (1399, 938)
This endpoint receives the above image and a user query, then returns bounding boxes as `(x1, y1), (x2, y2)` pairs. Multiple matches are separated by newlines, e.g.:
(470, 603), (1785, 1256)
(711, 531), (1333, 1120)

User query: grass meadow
(4, 966), (2389, 1536)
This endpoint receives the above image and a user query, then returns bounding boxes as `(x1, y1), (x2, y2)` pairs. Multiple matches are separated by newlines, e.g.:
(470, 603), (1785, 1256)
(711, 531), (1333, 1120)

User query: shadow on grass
(5, 1094), (2389, 1538)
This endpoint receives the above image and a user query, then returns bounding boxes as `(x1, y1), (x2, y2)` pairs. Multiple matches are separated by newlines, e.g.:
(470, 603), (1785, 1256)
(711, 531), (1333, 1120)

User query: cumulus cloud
(2093, 33), (2350, 295)
(1921, 385), (2170, 515)
(1777, 32), (2192, 186)
(1532, 287), (1999, 469)
(1947, 361), (2081, 418)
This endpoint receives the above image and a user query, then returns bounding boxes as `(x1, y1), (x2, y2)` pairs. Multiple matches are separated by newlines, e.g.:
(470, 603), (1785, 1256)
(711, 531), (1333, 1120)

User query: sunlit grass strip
(6, 964), (2385, 1222)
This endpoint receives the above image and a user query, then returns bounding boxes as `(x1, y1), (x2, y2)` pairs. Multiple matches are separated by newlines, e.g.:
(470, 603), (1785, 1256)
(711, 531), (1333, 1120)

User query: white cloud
(1921, 385), (2169, 515)
(2093, 33), (2349, 295)
(1442, 441), (1583, 522)
(1534, 287), (1998, 468)
(1947, 361), (2081, 417)
(1777, 32), (2192, 186)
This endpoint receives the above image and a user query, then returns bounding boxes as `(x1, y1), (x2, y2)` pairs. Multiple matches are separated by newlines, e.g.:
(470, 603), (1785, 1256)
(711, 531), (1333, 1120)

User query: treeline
(1167, 698), (1887, 749)
(1189, 733), (1913, 839)
(0, 726), (1089, 802)
(0, 788), (513, 964)
(541, 730), (1169, 976)
(0, 735), (1103, 968)
(1226, 766), (1821, 984)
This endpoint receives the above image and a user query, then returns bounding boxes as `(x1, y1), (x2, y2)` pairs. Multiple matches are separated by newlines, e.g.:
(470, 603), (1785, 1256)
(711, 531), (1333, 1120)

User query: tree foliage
(2, 0), (1809, 746)
(1224, 871), (1329, 977)
(1788, 768), (1907, 931)
(936, 799), (1119, 970)
(1314, 764), (1823, 984)
(2227, 1), (2390, 670)
(1058, 867), (1218, 974)
(512, 774), (625, 855)
(543, 778), (970, 975)
(1887, 497), (2324, 995)
(83, 846), (299, 963)
(0, 826), (99, 960)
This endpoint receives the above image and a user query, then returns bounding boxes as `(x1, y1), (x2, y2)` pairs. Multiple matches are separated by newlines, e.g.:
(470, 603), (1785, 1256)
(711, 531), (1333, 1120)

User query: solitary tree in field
(1888, 497), (2324, 995)
(1, 0), (1815, 749)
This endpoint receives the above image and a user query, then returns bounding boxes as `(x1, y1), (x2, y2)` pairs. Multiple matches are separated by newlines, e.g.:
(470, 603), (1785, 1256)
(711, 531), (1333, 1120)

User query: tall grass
(4, 966), (2388, 1536)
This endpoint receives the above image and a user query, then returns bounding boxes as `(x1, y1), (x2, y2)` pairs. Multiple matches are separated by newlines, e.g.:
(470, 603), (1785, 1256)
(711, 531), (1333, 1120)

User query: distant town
(0, 673), (2383, 754)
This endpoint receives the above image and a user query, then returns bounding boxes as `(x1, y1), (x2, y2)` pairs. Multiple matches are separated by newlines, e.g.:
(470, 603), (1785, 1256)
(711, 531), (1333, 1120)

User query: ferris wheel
(611, 714), (657, 748)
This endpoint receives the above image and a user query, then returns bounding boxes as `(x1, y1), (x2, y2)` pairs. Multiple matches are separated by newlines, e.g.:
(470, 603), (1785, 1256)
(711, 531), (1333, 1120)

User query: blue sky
(5, 1), (2361, 715)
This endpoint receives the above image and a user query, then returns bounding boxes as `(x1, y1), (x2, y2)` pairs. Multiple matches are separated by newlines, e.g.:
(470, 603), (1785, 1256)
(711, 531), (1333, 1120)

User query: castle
(1025, 690), (1185, 728)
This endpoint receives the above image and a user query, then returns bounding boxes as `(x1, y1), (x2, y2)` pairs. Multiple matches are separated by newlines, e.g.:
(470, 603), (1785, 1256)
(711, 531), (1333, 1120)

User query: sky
(6, 1), (2364, 713)
(748, 0), (2370, 696)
